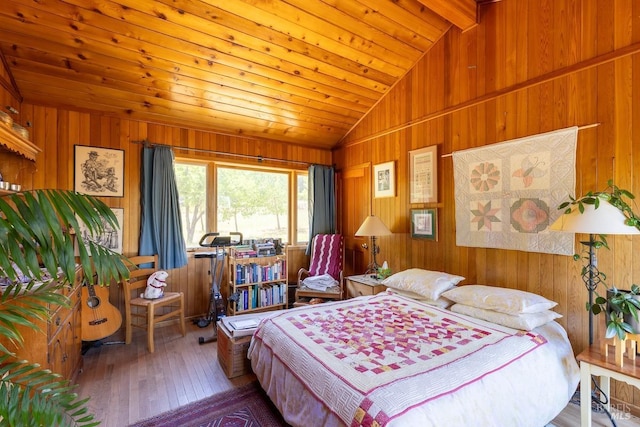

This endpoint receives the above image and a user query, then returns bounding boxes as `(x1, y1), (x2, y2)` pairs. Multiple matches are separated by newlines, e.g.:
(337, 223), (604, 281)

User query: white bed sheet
(248, 293), (579, 427)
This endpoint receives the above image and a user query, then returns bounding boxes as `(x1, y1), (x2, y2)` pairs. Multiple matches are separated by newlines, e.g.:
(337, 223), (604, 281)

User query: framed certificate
(409, 146), (437, 203)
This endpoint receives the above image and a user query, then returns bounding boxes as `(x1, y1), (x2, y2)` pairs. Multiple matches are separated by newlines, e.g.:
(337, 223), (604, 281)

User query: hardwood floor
(75, 322), (255, 427)
(75, 322), (640, 427)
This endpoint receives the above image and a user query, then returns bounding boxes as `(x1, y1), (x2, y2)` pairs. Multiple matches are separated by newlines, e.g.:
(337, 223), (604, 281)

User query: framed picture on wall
(76, 207), (124, 254)
(373, 161), (396, 198)
(409, 145), (437, 204)
(74, 145), (124, 197)
(411, 208), (437, 241)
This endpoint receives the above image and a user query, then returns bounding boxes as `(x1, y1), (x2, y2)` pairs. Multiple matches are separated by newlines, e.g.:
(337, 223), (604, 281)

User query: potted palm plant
(0, 189), (130, 426)
(557, 180), (640, 340)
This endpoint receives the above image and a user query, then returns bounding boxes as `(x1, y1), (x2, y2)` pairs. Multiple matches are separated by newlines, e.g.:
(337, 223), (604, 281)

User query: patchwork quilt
(249, 293), (578, 427)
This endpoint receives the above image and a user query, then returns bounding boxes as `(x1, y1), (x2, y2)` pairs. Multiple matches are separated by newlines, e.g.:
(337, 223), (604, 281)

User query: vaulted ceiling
(0, 0), (477, 149)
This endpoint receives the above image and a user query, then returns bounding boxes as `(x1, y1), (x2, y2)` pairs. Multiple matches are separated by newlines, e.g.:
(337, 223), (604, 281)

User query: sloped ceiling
(0, 0), (477, 149)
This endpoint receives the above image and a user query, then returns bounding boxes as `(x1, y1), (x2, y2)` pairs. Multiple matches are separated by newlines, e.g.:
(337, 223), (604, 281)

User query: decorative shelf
(0, 123), (40, 161)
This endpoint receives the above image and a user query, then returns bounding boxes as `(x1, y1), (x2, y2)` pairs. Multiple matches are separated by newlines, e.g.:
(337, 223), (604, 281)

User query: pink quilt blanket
(250, 293), (563, 426)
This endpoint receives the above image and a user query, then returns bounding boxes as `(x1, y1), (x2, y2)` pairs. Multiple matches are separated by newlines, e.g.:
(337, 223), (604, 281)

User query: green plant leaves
(0, 189), (131, 426)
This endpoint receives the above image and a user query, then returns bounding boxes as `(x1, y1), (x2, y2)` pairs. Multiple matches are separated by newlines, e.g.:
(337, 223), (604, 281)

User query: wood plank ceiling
(0, 0), (476, 149)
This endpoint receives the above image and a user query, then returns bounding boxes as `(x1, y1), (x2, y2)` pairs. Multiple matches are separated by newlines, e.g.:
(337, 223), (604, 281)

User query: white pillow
(450, 304), (562, 331)
(386, 288), (453, 309)
(382, 268), (465, 300)
(441, 285), (557, 315)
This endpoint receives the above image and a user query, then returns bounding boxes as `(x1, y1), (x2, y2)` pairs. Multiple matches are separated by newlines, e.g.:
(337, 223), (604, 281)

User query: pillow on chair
(308, 234), (343, 280)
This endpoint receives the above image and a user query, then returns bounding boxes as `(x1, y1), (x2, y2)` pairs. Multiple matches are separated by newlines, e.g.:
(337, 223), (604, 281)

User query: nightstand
(345, 274), (387, 298)
(577, 344), (640, 426)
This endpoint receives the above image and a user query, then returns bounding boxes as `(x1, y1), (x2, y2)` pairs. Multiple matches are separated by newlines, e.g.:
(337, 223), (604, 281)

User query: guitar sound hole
(87, 296), (100, 308)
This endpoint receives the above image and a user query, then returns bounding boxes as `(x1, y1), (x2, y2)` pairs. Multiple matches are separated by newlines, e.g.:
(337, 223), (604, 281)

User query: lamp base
(364, 262), (381, 278)
(363, 236), (381, 278)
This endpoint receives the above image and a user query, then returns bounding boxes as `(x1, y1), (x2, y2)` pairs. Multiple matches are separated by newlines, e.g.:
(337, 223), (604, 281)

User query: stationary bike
(194, 232), (242, 344)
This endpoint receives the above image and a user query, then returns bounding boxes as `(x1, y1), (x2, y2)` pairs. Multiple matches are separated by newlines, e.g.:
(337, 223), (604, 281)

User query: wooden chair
(121, 255), (186, 353)
(294, 234), (344, 306)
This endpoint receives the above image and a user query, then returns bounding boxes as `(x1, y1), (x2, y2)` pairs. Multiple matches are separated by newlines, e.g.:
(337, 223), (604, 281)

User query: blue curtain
(306, 165), (336, 254)
(139, 146), (188, 269)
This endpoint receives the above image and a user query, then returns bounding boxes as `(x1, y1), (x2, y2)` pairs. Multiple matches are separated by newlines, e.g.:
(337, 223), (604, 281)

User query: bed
(248, 291), (579, 427)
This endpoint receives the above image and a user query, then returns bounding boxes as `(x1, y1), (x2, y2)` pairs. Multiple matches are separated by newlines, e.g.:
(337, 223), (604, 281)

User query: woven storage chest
(217, 321), (252, 378)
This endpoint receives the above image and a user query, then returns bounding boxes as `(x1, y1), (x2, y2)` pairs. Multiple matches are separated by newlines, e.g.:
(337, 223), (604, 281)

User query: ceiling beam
(416, 0), (478, 32)
(0, 50), (22, 102)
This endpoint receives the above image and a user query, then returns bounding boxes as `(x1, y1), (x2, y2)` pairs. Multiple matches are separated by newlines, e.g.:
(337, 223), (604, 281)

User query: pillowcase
(386, 288), (453, 309)
(441, 285), (557, 315)
(382, 268), (465, 300)
(450, 303), (562, 331)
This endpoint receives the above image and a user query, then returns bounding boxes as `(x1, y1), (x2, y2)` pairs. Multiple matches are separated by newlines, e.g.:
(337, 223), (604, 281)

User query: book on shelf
(234, 283), (286, 312)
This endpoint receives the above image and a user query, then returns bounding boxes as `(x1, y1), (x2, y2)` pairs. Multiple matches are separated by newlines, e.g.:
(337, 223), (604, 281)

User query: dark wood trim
(0, 50), (23, 102)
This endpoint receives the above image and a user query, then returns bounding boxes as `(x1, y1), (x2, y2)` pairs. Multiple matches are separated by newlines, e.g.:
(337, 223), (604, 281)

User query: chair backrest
(308, 234), (343, 281)
(123, 255), (159, 295)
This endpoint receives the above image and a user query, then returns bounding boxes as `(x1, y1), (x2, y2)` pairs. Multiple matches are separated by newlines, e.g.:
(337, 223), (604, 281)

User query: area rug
(130, 381), (290, 427)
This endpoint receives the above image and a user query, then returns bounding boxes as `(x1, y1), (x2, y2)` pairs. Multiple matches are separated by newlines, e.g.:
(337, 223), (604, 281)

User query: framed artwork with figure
(373, 161), (395, 198)
(76, 207), (124, 254)
(74, 145), (125, 197)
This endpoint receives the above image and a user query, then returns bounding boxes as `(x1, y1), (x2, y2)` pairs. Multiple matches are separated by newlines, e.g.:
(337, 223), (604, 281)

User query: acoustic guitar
(81, 282), (122, 342)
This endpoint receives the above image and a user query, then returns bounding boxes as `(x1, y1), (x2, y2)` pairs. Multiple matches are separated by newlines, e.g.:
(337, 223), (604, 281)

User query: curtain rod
(131, 139), (312, 167)
(439, 123), (600, 158)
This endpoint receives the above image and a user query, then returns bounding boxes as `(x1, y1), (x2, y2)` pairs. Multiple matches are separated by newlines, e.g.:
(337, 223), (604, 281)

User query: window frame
(175, 157), (308, 248)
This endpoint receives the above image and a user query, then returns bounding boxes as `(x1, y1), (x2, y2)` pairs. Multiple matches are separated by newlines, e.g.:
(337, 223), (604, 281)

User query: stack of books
(232, 245), (257, 258)
(219, 311), (279, 337)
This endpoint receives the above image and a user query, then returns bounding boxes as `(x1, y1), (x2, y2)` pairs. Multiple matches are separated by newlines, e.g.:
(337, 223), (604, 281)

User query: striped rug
(129, 381), (289, 427)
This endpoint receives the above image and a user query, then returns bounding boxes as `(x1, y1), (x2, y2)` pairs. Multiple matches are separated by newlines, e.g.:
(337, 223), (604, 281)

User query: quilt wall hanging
(452, 127), (578, 255)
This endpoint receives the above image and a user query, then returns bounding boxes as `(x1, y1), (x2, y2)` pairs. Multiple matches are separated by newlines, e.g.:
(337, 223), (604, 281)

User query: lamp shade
(549, 201), (640, 235)
(355, 215), (392, 237)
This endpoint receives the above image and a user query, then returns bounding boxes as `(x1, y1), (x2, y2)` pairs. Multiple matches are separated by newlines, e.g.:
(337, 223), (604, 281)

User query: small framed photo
(76, 207), (124, 254)
(411, 208), (437, 240)
(373, 161), (395, 198)
(74, 145), (125, 197)
(409, 146), (437, 204)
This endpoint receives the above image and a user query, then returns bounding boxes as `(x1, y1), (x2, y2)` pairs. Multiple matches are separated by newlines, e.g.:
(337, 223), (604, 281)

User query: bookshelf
(227, 247), (287, 315)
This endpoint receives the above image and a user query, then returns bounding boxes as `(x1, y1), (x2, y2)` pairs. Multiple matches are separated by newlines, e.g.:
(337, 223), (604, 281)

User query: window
(175, 160), (308, 248)
(174, 162), (208, 248)
(217, 167), (289, 241)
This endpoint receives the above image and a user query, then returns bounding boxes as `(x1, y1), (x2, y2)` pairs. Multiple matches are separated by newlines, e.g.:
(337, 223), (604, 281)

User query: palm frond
(0, 354), (98, 427)
(0, 189), (129, 285)
(0, 189), (130, 426)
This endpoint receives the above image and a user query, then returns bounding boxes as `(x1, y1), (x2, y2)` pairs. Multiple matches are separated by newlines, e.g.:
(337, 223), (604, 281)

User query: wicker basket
(217, 322), (252, 378)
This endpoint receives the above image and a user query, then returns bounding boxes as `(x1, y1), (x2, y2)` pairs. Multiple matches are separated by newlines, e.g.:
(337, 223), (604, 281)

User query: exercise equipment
(194, 232), (242, 344)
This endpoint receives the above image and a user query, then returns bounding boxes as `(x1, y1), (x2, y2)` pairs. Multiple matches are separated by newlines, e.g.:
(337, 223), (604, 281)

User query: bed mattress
(248, 292), (579, 427)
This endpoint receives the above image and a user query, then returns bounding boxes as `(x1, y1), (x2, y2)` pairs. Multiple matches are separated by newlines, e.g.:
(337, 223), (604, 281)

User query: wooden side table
(577, 345), (640, 426)
(345, 275), (387, 298)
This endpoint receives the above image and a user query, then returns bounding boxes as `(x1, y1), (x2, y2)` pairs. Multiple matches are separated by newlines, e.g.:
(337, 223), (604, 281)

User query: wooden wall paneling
(613, 9), (638, 402)
(552, 252), (569, 332)
(57, 110), (71, 191)
(566, 257), (586, 354)
(42, 107), (58, 187)
(341, 163), (369, 277)
(335, 0), (640, 372)
(67, 111), (81, 190)
(16, 103), (330, 327)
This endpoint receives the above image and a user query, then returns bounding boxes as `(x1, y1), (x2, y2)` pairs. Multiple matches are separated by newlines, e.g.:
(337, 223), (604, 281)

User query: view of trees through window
(175, 161), (308, 248)
(174, 162), (207, 248)
(217, 167), (288, 242)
